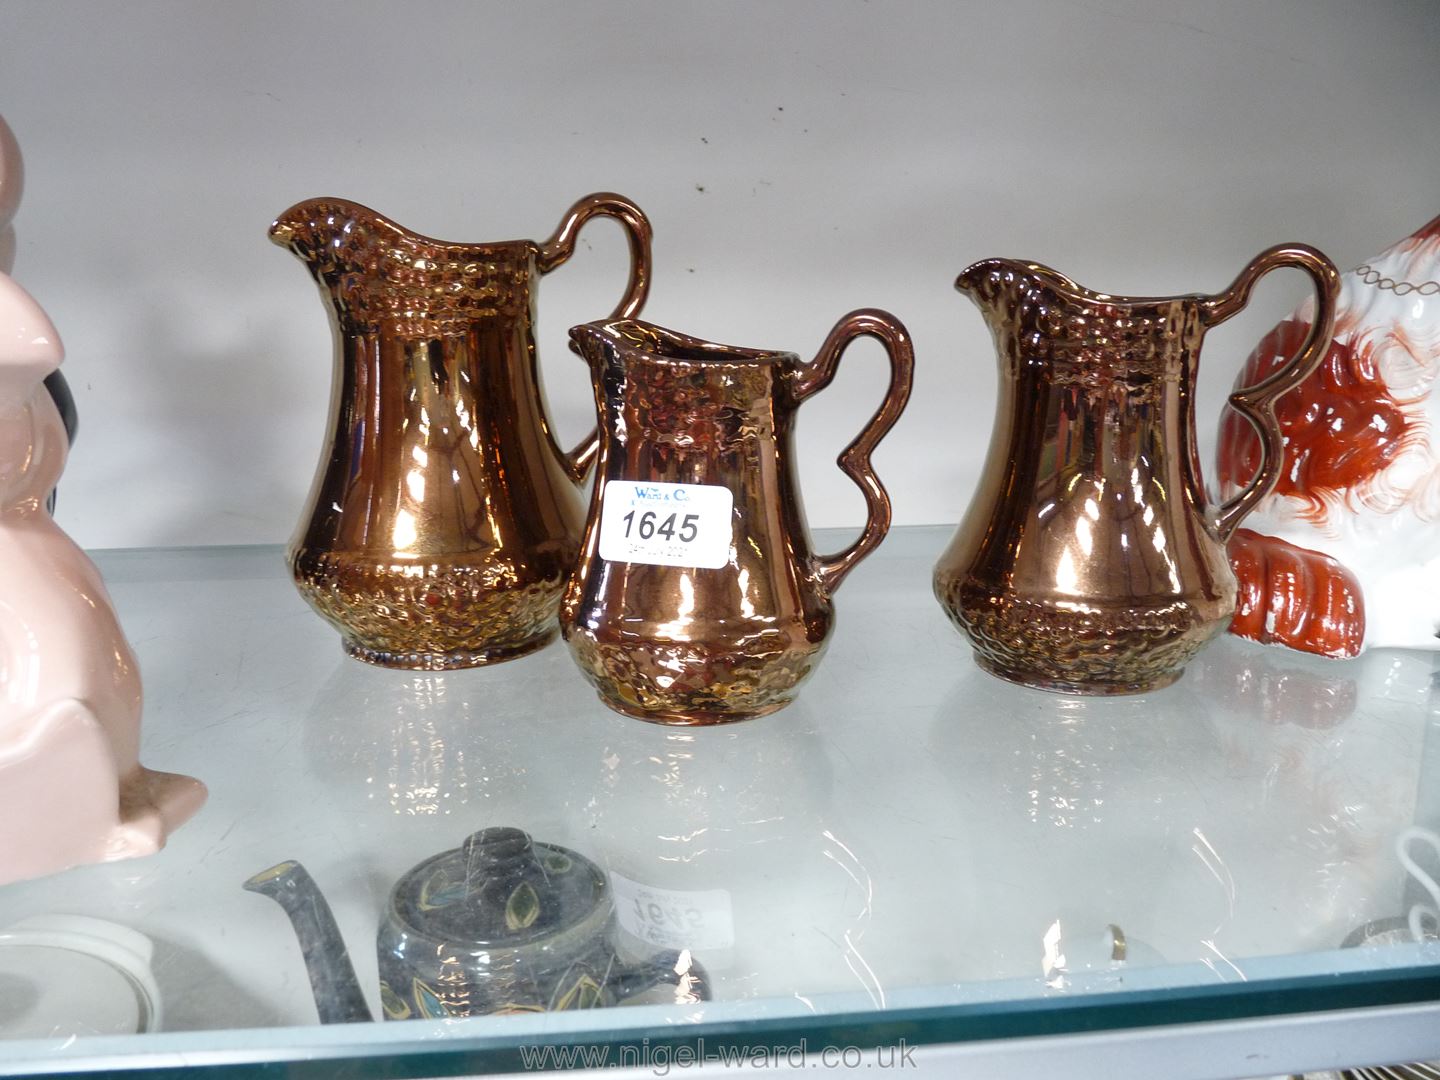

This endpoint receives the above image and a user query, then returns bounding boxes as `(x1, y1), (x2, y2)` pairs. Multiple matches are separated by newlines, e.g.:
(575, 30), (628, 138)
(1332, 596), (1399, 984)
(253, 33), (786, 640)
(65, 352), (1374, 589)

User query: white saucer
(0, 915), (161, 1037)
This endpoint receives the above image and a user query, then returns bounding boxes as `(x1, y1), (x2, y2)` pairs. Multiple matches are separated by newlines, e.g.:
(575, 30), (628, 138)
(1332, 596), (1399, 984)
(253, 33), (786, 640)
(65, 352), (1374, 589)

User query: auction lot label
(598, 480), (734, 569)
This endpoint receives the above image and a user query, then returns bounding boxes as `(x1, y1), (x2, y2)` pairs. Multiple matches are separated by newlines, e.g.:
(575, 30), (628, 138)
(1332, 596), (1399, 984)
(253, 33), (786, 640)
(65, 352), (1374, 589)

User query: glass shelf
(1, 527), (1438, 1077)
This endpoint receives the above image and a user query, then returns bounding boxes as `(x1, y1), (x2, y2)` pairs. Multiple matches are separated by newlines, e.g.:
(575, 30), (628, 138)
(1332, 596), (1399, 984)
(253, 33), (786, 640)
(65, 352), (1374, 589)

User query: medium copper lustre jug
(934, 246), (1340, 694)
(272, 194), (651, 669)
(562, 312), (914, 723)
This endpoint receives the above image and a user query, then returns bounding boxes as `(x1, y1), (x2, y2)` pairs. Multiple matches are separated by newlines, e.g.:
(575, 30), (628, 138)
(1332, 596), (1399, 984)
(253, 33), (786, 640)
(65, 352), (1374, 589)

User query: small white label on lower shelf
(597, 480), (734, 569)
(610, 871), (736, 951)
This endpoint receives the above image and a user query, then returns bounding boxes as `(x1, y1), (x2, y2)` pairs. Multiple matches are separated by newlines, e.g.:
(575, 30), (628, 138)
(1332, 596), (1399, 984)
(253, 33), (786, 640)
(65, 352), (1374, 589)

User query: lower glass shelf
(0, 527), (1437, 1076)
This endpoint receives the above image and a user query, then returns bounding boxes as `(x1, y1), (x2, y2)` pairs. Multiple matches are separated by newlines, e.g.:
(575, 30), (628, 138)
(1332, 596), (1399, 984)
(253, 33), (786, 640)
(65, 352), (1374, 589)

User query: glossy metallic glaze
(1227, 526), (1364, 658)
(935, 246), (1339, 694)
(272, 193), (651, 669)
(563, 312), (914, 723)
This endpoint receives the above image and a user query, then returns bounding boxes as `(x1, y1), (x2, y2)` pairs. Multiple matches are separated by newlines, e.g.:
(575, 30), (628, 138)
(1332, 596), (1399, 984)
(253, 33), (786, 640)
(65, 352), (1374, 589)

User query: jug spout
(268, 197), (465, 288)
(953, 258), (1046, 330)
(567, 321), (613, 368)
(954, 258), (1103, 341)
(268, 197), (352, 268)
(955, 257), (1085, 311)
(244, 861), (374, 1024)
(954, 257), (1016, 298)
(956, 256), (1088, 316)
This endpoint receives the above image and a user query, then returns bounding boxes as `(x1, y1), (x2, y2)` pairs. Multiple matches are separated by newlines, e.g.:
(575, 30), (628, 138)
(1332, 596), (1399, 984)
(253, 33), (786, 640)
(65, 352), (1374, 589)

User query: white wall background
(2, 0), (1437, 550)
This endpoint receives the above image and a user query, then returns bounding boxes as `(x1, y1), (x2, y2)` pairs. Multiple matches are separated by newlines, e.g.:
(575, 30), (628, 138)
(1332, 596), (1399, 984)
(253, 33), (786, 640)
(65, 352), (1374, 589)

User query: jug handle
(1201, 244), (1340, 543)
(791, 309), (916, 595)
(607, 949), (712, 1005)
(537, 193), (654, 483)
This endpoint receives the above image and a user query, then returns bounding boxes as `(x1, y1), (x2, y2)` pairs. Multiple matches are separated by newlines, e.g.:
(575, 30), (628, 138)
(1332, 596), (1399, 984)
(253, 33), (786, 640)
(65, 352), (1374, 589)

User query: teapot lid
(390, 827), (609, 947)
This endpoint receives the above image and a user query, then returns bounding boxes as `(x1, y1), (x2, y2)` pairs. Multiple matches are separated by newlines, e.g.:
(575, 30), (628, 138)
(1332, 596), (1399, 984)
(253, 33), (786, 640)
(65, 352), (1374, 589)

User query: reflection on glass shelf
(0, 530), (1435, 1074)
(901, 634), (1434, 990)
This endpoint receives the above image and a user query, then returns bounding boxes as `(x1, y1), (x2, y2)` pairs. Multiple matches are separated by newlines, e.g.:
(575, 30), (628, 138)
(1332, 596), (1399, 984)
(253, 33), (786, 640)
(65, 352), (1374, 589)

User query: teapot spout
(244, 860), (374, 1024)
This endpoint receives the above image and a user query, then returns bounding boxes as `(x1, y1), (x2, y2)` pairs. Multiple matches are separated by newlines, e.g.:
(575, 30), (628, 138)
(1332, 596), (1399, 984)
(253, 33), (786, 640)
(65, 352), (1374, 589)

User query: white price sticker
(610, 872), (736, 951)
(598, 480), (734, 569)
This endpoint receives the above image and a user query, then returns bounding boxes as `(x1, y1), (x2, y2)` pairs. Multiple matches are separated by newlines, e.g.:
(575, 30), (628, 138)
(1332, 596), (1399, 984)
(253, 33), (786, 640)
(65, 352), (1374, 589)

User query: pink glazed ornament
(0, 115), (204, 883)
(1218, 216), (1440, 657)
(0, 274), (205, 884)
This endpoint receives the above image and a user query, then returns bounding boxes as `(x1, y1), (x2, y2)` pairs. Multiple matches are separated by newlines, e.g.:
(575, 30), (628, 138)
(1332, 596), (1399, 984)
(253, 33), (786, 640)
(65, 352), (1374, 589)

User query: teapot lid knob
(463, 827), (533, 867)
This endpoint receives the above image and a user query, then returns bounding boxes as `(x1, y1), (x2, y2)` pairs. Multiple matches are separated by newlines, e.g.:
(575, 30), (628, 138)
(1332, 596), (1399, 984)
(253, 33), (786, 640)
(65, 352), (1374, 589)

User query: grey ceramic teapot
(245, 826), (709, 1022)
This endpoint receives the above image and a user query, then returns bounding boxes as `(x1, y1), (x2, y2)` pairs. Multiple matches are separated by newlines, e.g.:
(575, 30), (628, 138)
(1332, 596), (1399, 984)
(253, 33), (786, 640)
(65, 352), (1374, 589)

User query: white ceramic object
(1397, 827), (1440, 943)
(0, 272), (205, 885)
(1218, 217), (1440, 656)
(0, 914), (162, 1036)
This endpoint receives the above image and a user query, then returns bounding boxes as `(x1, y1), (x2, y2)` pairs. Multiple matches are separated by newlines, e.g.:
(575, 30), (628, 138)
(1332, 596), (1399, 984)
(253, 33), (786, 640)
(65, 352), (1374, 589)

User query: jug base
(974, 654), (1184, 696)
(343, 628), (556, 671)
(594, 692), (793, 726)
(566, 632), (818, 724)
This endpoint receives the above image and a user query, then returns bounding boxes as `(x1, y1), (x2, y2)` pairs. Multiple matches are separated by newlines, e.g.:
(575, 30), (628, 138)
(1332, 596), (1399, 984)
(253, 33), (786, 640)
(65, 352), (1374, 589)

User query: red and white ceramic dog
(1218, 216), (1440, 658)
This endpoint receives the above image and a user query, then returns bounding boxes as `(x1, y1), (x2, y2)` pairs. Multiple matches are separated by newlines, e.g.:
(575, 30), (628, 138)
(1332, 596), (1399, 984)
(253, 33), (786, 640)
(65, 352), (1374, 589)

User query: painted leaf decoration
(554, 973), (604, 1011)
(418, 868), (467, 911)
(543, 853), (572, 874)
(380, 981), (411, 1020)
(412, 976), (451, 1019)
(505, 881), (540, 931)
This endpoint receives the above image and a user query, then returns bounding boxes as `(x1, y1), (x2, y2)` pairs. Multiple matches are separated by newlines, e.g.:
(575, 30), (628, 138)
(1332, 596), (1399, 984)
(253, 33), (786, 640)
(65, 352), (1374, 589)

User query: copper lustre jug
(271, 193), (651, 669)
(562, 312), (915, 723)
(934, 246), (1340, 694)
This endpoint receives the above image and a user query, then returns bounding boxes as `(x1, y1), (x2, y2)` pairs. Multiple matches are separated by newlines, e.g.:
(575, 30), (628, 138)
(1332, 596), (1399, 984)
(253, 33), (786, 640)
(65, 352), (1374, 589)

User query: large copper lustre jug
(562, 312), (914, 723)
(272, 194), (651, 669)
(934, 246), (1339, 694)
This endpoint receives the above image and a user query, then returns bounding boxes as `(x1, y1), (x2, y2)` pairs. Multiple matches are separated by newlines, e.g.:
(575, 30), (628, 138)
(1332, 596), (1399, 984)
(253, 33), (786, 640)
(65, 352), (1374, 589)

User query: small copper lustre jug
(934, 246), (1340, 694)
(563, 312), (914, 723)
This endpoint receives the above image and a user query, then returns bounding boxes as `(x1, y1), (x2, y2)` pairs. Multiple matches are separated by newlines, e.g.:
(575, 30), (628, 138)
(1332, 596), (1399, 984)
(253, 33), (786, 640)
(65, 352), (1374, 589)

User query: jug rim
(269, 196), (536, 258)
(571, 318), (798, 367)
(956, 257), (1206, 308)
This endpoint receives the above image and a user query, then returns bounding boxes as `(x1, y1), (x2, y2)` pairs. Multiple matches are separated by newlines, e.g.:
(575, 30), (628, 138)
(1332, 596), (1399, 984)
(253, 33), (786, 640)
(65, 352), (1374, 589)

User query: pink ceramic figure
(1218, 217), (1440, 657)
(0, 274), (205, 884)
(0, 113), (203, 885)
